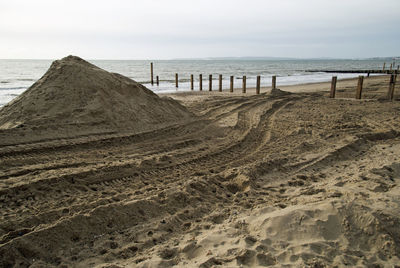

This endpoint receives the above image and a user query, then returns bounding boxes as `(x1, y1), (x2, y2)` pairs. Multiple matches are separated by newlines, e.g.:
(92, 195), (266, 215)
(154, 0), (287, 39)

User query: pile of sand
(270, 87), (291, 96)
(0, 56), (192, 143)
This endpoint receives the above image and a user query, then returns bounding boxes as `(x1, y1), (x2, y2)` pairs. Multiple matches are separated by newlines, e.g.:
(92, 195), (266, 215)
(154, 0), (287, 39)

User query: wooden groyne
(149, 62), (398, 100)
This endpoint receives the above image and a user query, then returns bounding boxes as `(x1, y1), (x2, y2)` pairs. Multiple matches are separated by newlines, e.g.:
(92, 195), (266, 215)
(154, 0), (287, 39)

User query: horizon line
(0, 56), (399, 61)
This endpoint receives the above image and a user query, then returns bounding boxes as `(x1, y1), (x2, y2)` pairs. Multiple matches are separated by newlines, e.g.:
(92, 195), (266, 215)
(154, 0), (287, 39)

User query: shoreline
(0, 70), (389, 107)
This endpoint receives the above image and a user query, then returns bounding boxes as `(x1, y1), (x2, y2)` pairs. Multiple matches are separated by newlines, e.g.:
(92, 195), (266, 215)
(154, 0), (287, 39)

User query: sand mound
(270, 87), (291, 96)
(0, 55), (191, 136)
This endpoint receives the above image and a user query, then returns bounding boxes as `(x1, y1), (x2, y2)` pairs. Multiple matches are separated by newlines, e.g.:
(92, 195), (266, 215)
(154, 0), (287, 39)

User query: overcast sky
(0, 0), (399, 59)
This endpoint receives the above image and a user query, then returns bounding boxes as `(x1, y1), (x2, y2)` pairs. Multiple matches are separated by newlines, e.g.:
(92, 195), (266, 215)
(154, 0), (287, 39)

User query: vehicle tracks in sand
(2, 92), (400, 267)
(0, 94), (299, 246)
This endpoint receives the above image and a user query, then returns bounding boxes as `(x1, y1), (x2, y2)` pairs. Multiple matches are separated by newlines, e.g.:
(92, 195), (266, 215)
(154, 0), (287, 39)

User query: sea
(0, 58), (392, 107)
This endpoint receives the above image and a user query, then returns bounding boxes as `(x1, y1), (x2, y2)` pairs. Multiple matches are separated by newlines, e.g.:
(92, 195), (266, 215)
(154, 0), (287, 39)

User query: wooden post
(219, 74), (222, 92)
(242, 76), (246, 93)
(209, 74), (212, 91)
(175, 73), (178, 88)
(190, 74), (194, 90)
(390, 63), (393, 72)
(150, 62), (154, 85)
(367, 72), (370, 77)
(156, 75), (159, 86)
(230, 76), (234, 92)
(256, 75), (261, 94)
(383, 62), (386, 71)
(387, 74), (394, 100)
(330, 76), (337, 98)
(388, 74), (396, 100)
(199, 74), (203, 91)
(356, 75), (364, 99)
(272, 75), (276, 89)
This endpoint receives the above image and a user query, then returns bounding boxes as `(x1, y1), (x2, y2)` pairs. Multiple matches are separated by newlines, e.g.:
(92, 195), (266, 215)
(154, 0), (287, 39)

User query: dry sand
(0, 59), (399, 267)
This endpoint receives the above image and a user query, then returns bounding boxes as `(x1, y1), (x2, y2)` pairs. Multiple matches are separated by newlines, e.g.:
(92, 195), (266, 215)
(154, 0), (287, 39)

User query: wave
(16, 78), (36, 81)
(0, 87), (27, 90)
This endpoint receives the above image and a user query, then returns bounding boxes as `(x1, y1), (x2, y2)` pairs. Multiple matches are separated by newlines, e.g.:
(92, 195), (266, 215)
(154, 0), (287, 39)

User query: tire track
(0, 95), (294, 247)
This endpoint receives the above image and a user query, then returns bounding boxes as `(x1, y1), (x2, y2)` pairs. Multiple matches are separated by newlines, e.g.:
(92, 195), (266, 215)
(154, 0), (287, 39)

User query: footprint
(158, 247), (178, 260)
(256, 253), (276, 266)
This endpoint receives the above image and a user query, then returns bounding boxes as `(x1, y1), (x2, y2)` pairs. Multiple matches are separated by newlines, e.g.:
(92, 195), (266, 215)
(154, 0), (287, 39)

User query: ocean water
(0, 58), (390, 107)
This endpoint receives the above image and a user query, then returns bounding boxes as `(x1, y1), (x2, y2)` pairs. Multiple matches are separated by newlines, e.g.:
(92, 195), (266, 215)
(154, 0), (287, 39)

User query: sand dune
(0, 59), (399, 267)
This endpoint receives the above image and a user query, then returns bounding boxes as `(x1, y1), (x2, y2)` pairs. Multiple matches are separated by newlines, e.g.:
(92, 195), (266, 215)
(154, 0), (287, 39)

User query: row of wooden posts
(329, 74), (397, 101)
(151, 63), (397, 100)
(150, 63), (277, 93)
(382, 62), (399, 72)
(162, 73), (276, 94)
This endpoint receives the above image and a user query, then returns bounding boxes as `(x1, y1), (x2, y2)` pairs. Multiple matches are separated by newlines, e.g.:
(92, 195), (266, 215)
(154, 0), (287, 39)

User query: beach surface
(1, 61), (400, 267)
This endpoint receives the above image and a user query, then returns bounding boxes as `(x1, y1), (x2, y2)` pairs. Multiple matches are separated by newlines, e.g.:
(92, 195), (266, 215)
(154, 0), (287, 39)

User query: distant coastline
(170, 56), (400, 61)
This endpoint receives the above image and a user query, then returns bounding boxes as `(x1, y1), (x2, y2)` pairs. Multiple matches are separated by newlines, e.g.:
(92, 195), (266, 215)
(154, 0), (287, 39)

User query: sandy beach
(1, 57), (399, 267)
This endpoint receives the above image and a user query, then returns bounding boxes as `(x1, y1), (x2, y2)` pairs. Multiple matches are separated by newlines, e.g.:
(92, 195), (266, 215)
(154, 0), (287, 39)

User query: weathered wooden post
(219, 74), (222, 92)
(190, 74), (194, 90)
(390, 63), (393, 72)
(388, 74), (396, 100)
(242, 76), (246, 93)
(150, 62), (154, 85)
(156, 75), (159, 86)
(175, 73), (178, 88)
(256, 75), (261, 94)
(199, 74), (203, 91)
(230, 76), (234, 92)
(272, 75), (276, 90)
(356, 75), (364, 99)
(209, 74), (212, 91)
(330, 76), (337, 98)
(393, 75), (397, 99)
(383, 62), (386, 71)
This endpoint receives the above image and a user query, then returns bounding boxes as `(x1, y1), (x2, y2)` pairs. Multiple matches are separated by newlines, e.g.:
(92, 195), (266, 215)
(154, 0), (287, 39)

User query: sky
(0, 0), (399, 59)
